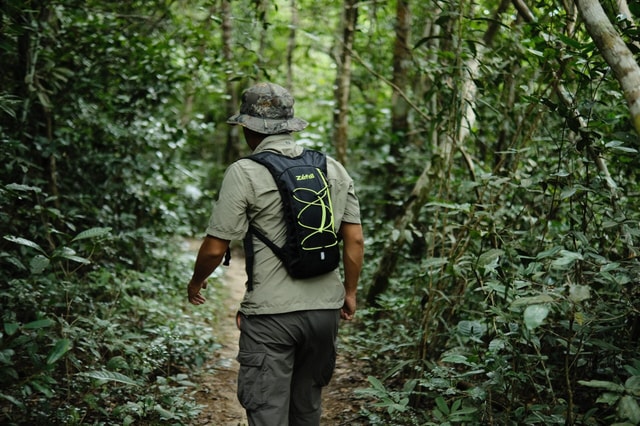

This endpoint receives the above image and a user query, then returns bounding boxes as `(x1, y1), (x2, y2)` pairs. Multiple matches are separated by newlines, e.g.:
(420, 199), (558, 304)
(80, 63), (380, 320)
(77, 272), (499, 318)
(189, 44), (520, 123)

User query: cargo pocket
(236, 351), (267, 410)
(315, 349), (336, 387)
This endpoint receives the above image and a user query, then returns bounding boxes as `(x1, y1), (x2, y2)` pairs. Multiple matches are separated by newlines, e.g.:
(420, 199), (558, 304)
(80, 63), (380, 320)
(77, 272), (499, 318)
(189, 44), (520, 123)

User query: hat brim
(227, 113), (308, 134)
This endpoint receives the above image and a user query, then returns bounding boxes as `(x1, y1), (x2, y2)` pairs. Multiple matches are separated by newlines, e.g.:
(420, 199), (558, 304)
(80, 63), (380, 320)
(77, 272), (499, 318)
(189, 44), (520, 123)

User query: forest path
(187, 242), (370, 425)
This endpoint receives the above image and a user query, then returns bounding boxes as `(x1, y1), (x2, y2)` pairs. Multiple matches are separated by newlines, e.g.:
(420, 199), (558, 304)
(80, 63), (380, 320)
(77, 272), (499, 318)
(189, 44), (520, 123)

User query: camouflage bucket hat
(227, 82), (308, 134)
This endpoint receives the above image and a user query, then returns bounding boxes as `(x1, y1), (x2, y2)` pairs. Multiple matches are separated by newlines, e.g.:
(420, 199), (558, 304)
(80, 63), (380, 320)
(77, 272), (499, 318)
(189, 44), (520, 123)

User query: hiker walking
(187, 82), (364, 426)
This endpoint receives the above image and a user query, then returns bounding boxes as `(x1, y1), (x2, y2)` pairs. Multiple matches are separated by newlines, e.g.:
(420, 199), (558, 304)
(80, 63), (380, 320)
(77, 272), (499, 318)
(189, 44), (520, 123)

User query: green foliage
(351, 1), (640, 425)
(2, 0), (640, 424)
(1, 224), (220, 424)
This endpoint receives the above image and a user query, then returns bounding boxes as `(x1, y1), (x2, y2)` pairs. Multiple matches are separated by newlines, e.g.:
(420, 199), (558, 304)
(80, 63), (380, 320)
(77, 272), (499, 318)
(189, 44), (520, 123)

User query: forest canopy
(1, 0), (640, 424)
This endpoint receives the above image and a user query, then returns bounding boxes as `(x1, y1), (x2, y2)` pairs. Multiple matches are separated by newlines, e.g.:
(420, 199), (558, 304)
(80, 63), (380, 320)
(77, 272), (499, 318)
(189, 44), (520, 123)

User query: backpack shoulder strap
(248, 149), (328, 176)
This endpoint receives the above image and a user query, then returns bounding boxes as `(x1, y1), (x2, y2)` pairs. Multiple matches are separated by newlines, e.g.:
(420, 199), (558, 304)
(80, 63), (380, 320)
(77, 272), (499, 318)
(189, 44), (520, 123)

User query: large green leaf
(23, 319), (55, 330)
(578, 380), (625, 393)
(29, 255), (50, 274)
(5, 183), (42, 193)
(3, 236), (46, 255)
(47, 339), (72, 365)
(551, 250), (583, 268)
(55, 247), (90, 264)
(511, 294), (554, 308)
(617, 395), (640, 424)
(0, 392), (24, 408)
(71, 227), (112, 242)
(4, 323), (19, 336)
(523, 304), (549, 330)
(78, 370), (140, 386)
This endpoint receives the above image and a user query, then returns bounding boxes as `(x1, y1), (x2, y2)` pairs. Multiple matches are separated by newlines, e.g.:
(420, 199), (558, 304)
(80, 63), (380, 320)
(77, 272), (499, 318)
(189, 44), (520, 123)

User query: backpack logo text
(296, 173), (315, 181)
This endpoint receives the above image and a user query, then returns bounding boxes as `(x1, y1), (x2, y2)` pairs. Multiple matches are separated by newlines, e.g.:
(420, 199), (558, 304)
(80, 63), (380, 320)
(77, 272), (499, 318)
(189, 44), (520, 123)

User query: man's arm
(339, 222), (364, 320)
(187, 235), (230, 305)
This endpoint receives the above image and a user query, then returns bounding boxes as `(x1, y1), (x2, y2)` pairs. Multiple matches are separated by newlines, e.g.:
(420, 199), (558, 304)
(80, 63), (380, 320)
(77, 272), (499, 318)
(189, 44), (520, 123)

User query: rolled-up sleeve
(342, 180), (361, 224)
(205, 162), (252, 240)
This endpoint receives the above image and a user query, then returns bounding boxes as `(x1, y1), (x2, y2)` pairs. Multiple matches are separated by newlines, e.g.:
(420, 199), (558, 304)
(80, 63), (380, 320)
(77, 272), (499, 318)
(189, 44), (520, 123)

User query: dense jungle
(2, 0), (640, 424)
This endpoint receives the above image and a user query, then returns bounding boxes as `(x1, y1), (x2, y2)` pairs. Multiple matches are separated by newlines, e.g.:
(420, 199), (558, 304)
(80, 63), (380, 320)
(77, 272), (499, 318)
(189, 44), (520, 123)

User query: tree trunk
(391, 0), (411, 137)
(222, 0), (240, 163)
(574, 0), (640, 135)
(332, 0), (358, 166)
(382, 0), (413, 218)
(286, 0), (298, 90)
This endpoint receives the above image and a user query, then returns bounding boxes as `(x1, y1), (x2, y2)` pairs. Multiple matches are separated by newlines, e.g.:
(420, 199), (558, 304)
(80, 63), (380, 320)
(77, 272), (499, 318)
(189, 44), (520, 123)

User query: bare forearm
(187, 236), (230, 305)
(341, 223), (364, 295)
(343, 247), (362, 294)
(190, 250), (225, 285)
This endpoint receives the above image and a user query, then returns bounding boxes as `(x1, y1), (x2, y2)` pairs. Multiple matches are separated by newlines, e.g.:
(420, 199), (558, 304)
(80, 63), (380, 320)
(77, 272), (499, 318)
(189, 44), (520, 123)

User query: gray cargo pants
(236, 309), (340, 426)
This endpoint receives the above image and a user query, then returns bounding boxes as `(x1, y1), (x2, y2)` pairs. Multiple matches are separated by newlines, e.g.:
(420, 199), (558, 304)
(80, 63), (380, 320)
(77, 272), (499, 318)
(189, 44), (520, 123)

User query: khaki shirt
(206, 134), (361, 315)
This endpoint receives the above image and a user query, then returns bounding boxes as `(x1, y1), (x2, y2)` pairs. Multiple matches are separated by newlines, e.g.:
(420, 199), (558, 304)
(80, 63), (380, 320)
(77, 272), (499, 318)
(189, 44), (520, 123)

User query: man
(187, 82), (364, 426)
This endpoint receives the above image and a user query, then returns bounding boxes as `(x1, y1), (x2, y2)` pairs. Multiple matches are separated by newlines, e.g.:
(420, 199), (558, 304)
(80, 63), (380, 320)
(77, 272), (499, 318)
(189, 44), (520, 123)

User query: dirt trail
(191, 247), (369, 426)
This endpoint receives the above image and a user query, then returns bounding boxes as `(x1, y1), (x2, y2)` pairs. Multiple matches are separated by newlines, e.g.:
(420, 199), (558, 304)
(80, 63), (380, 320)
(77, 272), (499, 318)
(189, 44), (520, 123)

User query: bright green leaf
(78, 370), (140, 386)
(536, 246), (562, 259)
(3, 236), (46, 254)
(0, 348), (15, 365)
(4, 323), (19, 336)
(0, 392), (24, 408)
(457, 320), (486, 339)
(488, 338), (505, 353)
(600, 262), (621, 272)
(617, 395), (640, 423)
(422, 257), (449, 269)
(523, 304), (549, 330)
(478, 249), (503, 267)
(625, 376), (640, 396)
(441, 354), (472, 366)
(154, 404), (176, 419)
(605, 140), (638, 153)
(47, 339), (72, 365)
(596, 392), (620, 405)
(23, 319), (55, 329)
(511, 294), (554, 307)
(367, 375), (386, 392)
(551, 250), (583, 267)
(60, 254), (91, 264)
(426, 201), (471, 213)
(29, 255), (50, 274)
(560, 186), (577, 199)
(5, 183), (42, 193)
(435, 396), (450, 415)
(568, 284), (591, 302)
(30, 380), (54, 397)
(71, 227), (112, 242)
(578, 379), (625, 392)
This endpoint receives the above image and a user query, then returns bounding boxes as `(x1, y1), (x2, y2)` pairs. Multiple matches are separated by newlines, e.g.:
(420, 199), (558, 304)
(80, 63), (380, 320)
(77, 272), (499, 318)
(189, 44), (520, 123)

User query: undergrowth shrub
(354, 135), (640, 425)
(1, 229), (222, 425)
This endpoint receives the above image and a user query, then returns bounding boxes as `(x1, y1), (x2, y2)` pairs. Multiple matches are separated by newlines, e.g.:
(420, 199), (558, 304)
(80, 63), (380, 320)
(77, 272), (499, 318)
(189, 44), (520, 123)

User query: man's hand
(187, 236), (230, 306)
(188, 280), (207, 305)
(341, 293), (356, 320)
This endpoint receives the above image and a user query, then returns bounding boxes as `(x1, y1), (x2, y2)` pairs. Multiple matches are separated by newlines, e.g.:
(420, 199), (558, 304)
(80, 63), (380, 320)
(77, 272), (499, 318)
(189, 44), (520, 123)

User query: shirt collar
(253, 134), (303, 156)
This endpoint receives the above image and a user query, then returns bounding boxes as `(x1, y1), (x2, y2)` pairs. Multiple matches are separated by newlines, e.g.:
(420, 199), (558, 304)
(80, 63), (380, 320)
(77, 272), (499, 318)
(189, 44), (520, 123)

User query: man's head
(227, 82), (308, 135)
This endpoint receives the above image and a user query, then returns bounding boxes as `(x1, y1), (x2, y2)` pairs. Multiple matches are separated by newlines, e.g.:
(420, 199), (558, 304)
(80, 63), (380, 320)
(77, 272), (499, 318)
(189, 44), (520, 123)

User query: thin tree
(222, 0), (240, 163)
(391, 0), (411, 138)
(574, 0), (640, 135)
(332, 0), (358, 166)
(286, 0), (298, 89)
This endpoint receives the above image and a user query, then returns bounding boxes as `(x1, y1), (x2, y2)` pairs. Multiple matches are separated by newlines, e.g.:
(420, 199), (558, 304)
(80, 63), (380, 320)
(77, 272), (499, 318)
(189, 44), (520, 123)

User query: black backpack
(243, 149), (340, 289)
